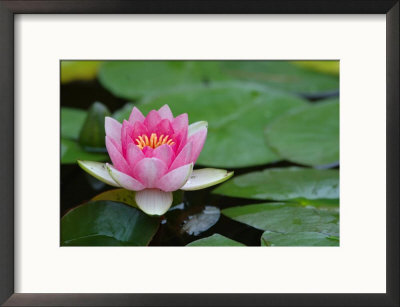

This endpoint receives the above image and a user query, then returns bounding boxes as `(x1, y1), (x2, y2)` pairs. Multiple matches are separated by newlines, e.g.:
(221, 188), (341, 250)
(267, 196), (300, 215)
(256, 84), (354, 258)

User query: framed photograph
(1, 1), (398, 306)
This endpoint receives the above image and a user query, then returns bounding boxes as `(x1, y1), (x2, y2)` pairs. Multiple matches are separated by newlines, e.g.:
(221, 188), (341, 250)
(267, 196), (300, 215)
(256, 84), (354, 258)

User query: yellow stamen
(135, 133), (175, 150)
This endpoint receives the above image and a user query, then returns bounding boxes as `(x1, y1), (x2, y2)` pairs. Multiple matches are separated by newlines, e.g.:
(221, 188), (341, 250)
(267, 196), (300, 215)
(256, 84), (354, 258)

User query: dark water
(60, 80), (338, 246)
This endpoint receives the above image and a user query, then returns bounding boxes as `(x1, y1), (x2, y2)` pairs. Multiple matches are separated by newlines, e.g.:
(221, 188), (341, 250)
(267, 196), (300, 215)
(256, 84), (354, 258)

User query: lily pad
(219, 61), (339, 95)
(265, 99), (339, 167)
(187, 233), (245, 246)
(261, 231), (339, 246)
(181, 206), (220, 236)
(61, 107), (87, 140)
(130, 85), (308, 168)
(98, 61), (339, 100)
(61, 139), (108, 164)
(222, 202), (339, 236)
(61, 200), (160, 246)
(92, 189), (138, 208)
(213, 167), (339, 202)
(98, 61), (223, 100)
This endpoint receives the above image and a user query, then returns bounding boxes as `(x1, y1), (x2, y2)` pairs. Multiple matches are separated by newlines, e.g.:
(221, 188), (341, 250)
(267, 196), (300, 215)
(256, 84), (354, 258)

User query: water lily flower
(78, 105), (233, 215)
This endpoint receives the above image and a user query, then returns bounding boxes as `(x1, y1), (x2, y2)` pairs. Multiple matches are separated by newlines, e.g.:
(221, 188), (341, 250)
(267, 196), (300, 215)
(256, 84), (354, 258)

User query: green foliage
(213, 167), (339, 202)
(261, 231), (339, 246)
(61, 103), (111, 164)
(222, 202), (339, 246)
(98, 61), (339, 100)
(218, 61), (339, 94)
(61, 201), (160, 246)
(61, 107), (87, 140)
(98, 61), (223, 100)
(265, 99), (339, 166)
(61, 139), (108, 164)
(78, 102), (111, 149)
(187, 234), (245, 246)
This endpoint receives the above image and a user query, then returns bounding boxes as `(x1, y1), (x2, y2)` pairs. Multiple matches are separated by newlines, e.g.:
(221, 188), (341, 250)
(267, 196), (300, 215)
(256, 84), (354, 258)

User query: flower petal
(126, 142), (145, 166)
(121, 120), (134, 155)
(169, 142), (192, 171)
(106, 136), (130, 173)
(188, 121), (208, 137)
(135, 189), (173, 216)
(77, 160), (120, 187)
(157, 163), (193, 192)
(153, 144), (174, 167)
(180, 168), (234, 191)
(158, 104), (174, 121)
(142, 146), (154, 157)
(172, 113), (188, 133)
(106, 163), (146, 191)
(187, 127), (207, 163)
(154, 119), (174, 137)
(173, 125), (188, 154)
(132, 158), (168, 188)
(128, 106), (145, 125)
(144, 110), (162, 132)
(105, 117), (122, 143)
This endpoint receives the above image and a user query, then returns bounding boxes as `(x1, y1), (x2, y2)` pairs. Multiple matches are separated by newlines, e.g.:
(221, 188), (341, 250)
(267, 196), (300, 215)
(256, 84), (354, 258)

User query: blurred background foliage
(60, 60), (339, 247)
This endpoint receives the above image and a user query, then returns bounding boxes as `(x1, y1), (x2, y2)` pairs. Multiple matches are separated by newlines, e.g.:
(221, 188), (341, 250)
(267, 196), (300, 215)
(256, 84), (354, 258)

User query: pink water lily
(78, 104), (233, 215)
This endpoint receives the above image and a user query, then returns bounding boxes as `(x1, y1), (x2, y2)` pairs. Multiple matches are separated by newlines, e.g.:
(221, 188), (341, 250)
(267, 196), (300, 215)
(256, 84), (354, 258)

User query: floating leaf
(98, 61), (223, 100)
(61, 139), (108, 164)
(61, 107), (87, 140)
(92, 189), (138, 208)
(265, 99), (339, 166)
(214, 167), (339, 202)
(261, 231), (339, 246)
(187, 233), (245, 246)
(61, 200), (160, 246)
(61, 61), (101, 83)
(219, 61), (339, 94)
(78, 102), (111, 150)
(98, 61), (339, 100)
(222, 202), (338, 236)
(132, 85), (308, 168)
(181, 206), (220, 236)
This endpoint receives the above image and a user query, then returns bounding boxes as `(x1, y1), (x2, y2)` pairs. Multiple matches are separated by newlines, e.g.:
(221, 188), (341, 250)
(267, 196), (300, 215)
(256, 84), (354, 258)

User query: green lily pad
(124, 85), (308, 168)
(213, 167), (339, 202)
(98, 61), (339, 100)
(219, 61), (339, 94)
(61, 107), (87, 140)
(261, 231), (339, 246)
(61, 61), (101, 83)
(98, 61), (224, 100)
(187, 233), (245, 246)
(92, 189), (138, 208)
(222, 202), (339, 237)
(61, 200), (160, 246)
(61, 139), (108, 164)
(265, 99), (339, 167)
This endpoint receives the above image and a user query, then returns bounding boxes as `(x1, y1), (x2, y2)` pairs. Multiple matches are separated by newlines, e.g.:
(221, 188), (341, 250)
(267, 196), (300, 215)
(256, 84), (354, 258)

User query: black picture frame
(1, 1), (398, 306)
